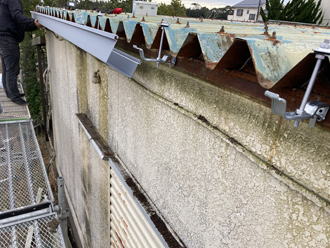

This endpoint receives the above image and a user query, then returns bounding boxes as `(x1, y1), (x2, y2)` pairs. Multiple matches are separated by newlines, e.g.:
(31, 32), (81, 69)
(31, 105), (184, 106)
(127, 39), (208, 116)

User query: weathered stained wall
(46, 30), (330, 248)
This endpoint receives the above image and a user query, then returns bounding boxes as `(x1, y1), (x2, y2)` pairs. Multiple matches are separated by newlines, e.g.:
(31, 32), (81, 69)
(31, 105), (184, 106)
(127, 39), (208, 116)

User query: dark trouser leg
(0, 37), (20, 101)
(1, 56), (10, 98)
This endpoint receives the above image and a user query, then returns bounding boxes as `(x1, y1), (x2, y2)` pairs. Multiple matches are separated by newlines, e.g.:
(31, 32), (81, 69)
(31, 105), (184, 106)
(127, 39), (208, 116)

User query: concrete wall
(45, 30), (330, 248)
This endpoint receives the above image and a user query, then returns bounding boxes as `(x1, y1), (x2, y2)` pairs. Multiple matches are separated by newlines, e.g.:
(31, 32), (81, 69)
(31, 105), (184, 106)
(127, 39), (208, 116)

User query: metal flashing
(76, 113), (114, 160)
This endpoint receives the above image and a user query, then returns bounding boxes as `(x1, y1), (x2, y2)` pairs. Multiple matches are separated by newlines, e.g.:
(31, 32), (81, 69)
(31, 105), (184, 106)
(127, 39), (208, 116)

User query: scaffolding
(0, 88), (66, 247)
(0, 84), (30, 121)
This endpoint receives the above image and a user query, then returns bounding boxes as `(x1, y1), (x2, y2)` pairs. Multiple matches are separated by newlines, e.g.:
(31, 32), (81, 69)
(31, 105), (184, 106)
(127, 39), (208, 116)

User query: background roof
(233, 0), (266, 8)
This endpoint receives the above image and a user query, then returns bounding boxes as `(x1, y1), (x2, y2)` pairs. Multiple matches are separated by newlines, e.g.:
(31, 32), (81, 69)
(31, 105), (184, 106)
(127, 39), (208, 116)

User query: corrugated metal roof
(38, 7), (330, 87)
(35, 7), (330, 127)
(233, 0), (266, 8)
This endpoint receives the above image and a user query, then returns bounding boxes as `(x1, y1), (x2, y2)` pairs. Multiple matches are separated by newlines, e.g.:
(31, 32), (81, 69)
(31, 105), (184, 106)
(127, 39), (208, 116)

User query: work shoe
(12, 98), (29, 106)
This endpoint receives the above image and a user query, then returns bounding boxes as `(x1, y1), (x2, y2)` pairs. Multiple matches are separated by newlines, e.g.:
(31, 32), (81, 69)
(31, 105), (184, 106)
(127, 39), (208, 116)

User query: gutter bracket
(265, 39), (330, 128)
(133, 20), (176, 69)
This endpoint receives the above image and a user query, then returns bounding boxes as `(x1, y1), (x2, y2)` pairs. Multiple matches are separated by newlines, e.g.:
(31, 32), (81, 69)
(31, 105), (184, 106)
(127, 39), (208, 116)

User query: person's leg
(1, 56), (10, 98)
(0, 57), (5, 113)
(0, 37), (21, 102)
(0, 38), (10, 98)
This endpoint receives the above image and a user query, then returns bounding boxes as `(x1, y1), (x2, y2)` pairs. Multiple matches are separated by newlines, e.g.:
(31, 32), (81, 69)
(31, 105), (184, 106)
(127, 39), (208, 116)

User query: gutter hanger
(265, 39), (330, 128)
(134, 20), (176, 69)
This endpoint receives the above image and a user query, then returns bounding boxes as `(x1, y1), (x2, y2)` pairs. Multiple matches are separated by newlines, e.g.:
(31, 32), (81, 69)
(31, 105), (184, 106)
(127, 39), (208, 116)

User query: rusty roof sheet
(36, 7), (330, 92)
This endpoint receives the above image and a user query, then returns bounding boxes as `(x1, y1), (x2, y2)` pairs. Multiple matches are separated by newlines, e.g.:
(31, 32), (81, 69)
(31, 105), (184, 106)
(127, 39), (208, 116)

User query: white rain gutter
(31, 11), (141, 78)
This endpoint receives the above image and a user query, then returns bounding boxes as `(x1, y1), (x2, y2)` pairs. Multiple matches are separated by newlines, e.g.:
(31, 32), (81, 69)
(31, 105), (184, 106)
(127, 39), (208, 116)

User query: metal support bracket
(265, 39), (330, 128)
(52, 177), (70, 247)
(133, 20), (176, 69)
(264, 91), (329, 127)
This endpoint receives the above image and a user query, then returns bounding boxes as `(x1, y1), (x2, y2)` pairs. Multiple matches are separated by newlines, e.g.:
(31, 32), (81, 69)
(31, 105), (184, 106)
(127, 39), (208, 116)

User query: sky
(154, 0), (291, 9)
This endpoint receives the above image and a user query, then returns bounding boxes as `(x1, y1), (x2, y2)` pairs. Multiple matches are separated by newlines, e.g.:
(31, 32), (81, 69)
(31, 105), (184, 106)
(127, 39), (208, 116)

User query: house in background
(228, 0), (329, 26)
(227, 0), (266, 21)
(321, 0), (330, 26)
(132, 1), (158, 16)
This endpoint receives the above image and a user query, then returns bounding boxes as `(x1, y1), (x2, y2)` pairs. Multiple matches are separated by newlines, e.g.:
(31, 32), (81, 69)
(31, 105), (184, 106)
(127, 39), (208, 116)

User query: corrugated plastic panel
(109, 161), (168, 248)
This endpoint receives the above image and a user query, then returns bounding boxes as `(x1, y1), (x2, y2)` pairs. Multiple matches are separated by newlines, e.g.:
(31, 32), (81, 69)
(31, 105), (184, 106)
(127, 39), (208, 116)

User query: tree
(21, 0), (43, 121)
(171, 0), (186, 16)
(260, 0), (324, 24)
(157, 0), (186, 16)
(190, 3), (201, 10)
(157, 3), (174, 16)
(260, 0), (284, 21)
(186, 5), (233, 19)
(283, 0), (324, 24)
(206, 6), (233, 19)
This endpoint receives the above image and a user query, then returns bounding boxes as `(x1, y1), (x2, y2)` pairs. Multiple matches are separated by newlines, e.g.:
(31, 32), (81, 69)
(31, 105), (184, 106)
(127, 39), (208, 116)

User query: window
(236, 9), (243, 16)
(247, 10), (249, 14)
(249, 14), (256, 20)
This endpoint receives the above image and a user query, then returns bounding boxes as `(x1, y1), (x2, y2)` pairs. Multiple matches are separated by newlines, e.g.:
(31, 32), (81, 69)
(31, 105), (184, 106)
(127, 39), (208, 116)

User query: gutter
(31, 11), (141, 78)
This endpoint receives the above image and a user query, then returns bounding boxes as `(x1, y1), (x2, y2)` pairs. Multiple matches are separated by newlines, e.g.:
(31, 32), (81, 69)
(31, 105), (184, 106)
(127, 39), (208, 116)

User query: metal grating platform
(0, 74), (66, 247)
(0, 85), (30, 121)
(0, 209), (65, 247)
(0, 120), (53, 215)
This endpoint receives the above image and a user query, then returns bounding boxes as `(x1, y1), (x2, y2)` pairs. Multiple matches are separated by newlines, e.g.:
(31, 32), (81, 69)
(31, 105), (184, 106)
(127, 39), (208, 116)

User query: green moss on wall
(76, 48), (89, 113)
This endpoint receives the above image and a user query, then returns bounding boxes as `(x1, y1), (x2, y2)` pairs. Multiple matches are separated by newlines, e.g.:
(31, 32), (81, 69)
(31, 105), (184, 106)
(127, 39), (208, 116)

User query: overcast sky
(154, 0), (291, 9)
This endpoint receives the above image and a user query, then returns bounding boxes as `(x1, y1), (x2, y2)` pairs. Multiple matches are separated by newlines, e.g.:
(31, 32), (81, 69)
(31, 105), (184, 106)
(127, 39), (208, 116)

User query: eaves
(35, 6), (330, 129)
